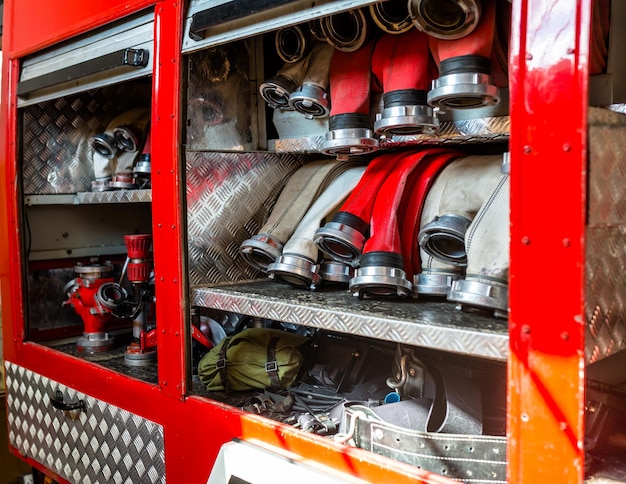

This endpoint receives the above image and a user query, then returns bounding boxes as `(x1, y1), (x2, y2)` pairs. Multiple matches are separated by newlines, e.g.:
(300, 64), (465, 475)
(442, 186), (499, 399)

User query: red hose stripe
(328, 40), (376, 116)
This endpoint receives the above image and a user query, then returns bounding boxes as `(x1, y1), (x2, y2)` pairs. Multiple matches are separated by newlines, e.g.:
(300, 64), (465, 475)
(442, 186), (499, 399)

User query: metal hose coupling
(259, 55), (310, 111)
(350, 150), (448, 299)
(418, 154), (502, 267)
(314, 151), (407, 266)
(369, 0), (413, 34)
(322, 8), (371, 53)
(425, 0), (499, 111)
(275, 25), (311, 64)
(288, 42), (334, 119)
(240, 158), (352, 272)
(321, 41), (378, 158)
(267, 165), (367, 289)
(409, 0), (481, 40)
(110, 108), (151, 189)
(90, 108), (150, 191)
(371, 29), (438, 137)
(448, 174), (509, 318)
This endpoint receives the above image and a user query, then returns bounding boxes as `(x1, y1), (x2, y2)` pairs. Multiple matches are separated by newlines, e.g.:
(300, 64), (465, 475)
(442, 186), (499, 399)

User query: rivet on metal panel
(561, 332), (570, 341)
(525, 53), (533, 60)
(567, 48), (575, 54)
(158, 223), (162, 228)
(523, 145), (532, 154)
(171, 224), (176, 229)
(562, 238), (571, 247)
(521, 236), (530, 245)
(522, 325), (531, 334)
(563, 143), (571, 152)
(559, 422), (568, 431)
(162, 380), (168, 386)
(521, 413), (529, 422)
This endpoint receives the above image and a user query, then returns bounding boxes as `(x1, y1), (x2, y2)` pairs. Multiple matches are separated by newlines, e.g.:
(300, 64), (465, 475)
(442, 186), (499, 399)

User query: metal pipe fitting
(288, 42), (334, 119)
(409, 0), (481, 40)
(369, 0), (413, 34)
(275, 25), (311, 63)
(322, 8), (370, 52)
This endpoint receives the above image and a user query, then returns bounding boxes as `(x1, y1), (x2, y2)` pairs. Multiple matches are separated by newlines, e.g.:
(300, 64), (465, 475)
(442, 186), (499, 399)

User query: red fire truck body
(1, 0), (623, 483)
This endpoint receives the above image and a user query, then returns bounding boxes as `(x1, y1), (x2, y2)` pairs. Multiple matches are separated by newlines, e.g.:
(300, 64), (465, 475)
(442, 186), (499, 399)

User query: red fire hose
(314, 151), (408, 265)
(371, 29), (438, 136)
(320, 40), (378, 157)
(427, 0), (499, 111)
(349, 148), (456, 298)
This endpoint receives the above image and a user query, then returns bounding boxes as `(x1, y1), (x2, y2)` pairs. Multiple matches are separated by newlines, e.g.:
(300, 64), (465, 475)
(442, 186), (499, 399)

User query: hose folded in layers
(427, 0), (499, 111)
(267, 165), (367, 289)
(349, 149), (457, 299)
(371, 29), (438, 136)
(418, 154), (503, 268)
(448, 174), (510, 318)
(314, 151), (408, 267)
(259, 55), (310, 111)
(240, 159), (358, 272)
(396, 151), (462, 283)
(413, 162), (465, 296)
(321, 40), (378, 157)
(288, 42), (335, 119)
(90, 107), (150, 191)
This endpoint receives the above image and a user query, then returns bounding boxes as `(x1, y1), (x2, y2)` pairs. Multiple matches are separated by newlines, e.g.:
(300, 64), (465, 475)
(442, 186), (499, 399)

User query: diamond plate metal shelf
(192, 280), (510, 361)
(24, 189), (152, 205)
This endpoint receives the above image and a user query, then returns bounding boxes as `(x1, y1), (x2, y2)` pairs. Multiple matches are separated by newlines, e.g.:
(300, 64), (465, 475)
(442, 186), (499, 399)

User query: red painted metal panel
(508, 0), (589, 482)
(3, 0), (155, 58)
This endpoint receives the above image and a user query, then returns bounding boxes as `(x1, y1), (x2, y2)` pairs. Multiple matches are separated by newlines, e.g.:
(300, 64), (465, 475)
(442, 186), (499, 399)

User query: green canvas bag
(198, 327), (309, 391)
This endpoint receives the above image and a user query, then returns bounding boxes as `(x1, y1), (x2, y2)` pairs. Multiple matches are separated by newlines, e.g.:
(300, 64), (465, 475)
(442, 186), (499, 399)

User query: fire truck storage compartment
(181, 0), (626, 478)
(16, 9), (156, 381)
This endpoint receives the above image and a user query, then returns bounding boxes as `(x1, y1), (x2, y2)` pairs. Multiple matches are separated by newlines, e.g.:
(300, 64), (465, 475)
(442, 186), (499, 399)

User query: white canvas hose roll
(240, 159), (356, 272)
(288, 42), (334, 119)
(448, 174), (509, 318)
(418, 154), (502, 267)
(267, 165), (367, 289)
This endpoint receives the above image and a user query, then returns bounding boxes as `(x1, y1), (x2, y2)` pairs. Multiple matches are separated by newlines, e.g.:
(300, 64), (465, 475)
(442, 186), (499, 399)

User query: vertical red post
(508, 0), (590, 482)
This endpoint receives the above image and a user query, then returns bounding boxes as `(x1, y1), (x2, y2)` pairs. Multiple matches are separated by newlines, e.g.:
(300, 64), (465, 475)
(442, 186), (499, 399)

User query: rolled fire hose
(240, 158), (355, 272)
(448, 174), (509, 318)
(321, 8), (370, 53)
(425, 0), (500, 111)
(418, 154), (502, 267)
(288, 42), (334, 119)
(90, 107), (150, 191)
(350, 149), (454, 299)
(314, 151), (408, 266)
(259, 55), (310, 111)
(371, 29), (439, 137)
(275, 25), (311, 63)
(369, 0), (413, 34)
(397, 151), (461, 280)
(267, 165), (367, 289)
(413, 166), (465, 296)
(320, 41), (378, 158)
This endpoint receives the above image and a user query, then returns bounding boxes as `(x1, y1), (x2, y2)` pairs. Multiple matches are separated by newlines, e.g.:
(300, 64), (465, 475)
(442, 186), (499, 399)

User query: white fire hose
(267, 165), (367, 289)
(418, 154), (503, 267)
(448, 174), (510, 317)
(240, 159), (357, 272)
(288, 42), (334, 119)
(259, 56), (310, 111)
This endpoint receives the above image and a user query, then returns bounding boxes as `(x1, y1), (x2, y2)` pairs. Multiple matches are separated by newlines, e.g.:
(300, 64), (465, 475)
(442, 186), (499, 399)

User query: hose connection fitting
(321, 113), (378, 158)
(419, 213), (472, 266)
(409, 0), (481, 40)
(349, 252), (413, 299)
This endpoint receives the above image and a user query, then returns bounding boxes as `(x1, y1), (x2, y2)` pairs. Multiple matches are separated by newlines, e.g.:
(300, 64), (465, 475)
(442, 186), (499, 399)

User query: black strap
(217, 337), (231, 391)
(266, 337), (281, 389)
